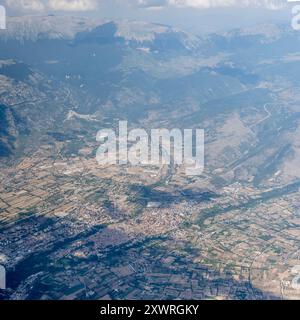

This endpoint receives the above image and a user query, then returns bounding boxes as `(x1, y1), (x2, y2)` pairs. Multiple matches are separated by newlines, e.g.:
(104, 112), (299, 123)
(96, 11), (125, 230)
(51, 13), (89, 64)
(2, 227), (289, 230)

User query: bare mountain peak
(0, 16), (201, 51)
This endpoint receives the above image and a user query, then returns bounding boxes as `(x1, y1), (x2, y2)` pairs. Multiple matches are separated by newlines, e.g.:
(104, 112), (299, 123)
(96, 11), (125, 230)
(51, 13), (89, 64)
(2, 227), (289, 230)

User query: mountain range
(1, 16), (300, 188)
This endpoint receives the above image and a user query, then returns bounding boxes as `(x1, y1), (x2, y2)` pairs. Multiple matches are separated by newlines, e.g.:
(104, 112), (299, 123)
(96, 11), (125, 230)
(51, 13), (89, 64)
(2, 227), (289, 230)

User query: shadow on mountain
(128, 184), (219, 208)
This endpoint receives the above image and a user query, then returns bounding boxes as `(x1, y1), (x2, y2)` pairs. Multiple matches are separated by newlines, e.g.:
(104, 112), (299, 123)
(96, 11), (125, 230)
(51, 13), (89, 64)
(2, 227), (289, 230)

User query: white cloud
(136, 0), (168, 8)
(4, 0), (288, 13)
(5, 0), (45, 11)
(136, 0), (287, 10)
(5, 0), (97, 12)
(48, 0), (97, 11)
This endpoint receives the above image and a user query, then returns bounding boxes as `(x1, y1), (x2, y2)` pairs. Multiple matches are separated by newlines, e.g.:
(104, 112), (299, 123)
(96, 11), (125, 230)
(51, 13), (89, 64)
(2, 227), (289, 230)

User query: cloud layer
(5, 0), (97, 12)
(136, 0), (287, 10)
(4, 0), (287, 13)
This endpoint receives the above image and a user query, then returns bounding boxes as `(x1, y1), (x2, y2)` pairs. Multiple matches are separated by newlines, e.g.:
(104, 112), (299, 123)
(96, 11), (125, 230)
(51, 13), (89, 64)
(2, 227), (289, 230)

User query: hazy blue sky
(0, 1), (294, 33)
